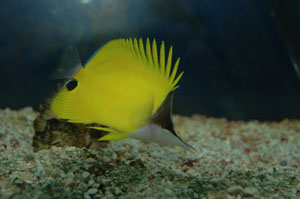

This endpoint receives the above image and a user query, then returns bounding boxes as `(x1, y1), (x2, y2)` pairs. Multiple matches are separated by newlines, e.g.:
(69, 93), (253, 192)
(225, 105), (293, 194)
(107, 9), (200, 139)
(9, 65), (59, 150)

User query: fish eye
(65, 79), (78, 91)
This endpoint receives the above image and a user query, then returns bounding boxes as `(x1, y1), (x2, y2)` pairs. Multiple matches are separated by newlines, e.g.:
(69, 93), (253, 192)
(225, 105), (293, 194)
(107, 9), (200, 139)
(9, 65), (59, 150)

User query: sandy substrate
(0, 107), (299, 199)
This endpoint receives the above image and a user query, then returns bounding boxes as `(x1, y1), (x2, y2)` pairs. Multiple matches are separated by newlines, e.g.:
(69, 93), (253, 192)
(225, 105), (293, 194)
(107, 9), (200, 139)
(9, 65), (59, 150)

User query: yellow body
(50, 38), (183, 140)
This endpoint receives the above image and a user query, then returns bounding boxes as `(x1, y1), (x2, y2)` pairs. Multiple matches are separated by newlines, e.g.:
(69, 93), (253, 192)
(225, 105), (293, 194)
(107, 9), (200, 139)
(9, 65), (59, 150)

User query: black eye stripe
(66, 79), (78, 91)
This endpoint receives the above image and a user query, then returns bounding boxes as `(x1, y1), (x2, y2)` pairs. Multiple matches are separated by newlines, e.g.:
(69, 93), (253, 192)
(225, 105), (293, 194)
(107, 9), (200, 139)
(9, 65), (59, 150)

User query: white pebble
(114, 187), (121, 195)
(66, 172), (75, 179)
(243, 186), (258, 196)
(88, 179), (95, 187)
(102, 156), (111, 163)
(87, 188), (98, 195)
(82, 171), (90, 179)
(227, 185), (243, 195)
(165, 188), (173, 195)
(86, 158), (96, 163)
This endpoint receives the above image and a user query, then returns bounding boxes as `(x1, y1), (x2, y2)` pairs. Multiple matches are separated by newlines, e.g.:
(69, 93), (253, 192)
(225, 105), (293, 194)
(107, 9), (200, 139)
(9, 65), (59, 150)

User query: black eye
(66, 79), (78, 91)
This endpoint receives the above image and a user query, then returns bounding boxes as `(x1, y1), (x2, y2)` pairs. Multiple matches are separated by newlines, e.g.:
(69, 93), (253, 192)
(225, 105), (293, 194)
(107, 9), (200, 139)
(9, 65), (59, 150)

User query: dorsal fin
(83, 38), (183, 90)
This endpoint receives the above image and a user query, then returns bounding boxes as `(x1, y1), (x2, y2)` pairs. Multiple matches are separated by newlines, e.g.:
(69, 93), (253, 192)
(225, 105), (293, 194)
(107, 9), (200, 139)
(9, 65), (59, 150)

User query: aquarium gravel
(0, 107), (300, 199)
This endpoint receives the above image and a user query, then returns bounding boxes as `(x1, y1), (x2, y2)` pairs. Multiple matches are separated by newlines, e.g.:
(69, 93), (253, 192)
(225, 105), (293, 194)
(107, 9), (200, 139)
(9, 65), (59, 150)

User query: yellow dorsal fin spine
(146, 38), (153, 66)
(165, 46), (173, 79)
(138, 38), (146, 62)
(160, 42), (165, 76)
(128, 38), (134, 54)
(170, 57), (180, 83)
(152, 39), (159, 70)
(119, 38), (182, 89)
(133, 38), (140, 60)
(172, 71), (184, 89)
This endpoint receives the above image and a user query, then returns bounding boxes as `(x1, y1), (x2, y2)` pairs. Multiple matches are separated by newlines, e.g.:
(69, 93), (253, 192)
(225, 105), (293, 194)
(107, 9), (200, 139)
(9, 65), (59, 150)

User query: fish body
(50, 38), (193, 151)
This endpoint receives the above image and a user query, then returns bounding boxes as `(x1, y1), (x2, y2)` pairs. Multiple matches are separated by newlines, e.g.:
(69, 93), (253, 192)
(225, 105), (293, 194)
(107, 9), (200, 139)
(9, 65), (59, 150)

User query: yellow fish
(50, 38), (193, 151)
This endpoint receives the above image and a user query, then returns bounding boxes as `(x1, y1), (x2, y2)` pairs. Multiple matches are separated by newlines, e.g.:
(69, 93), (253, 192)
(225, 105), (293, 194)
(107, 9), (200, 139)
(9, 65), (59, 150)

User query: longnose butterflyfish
(50, 38), (194, 151)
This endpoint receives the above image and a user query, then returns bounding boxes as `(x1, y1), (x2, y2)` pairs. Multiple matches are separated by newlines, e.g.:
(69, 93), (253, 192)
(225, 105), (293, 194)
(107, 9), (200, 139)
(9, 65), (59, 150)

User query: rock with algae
(32, 81), (108, 152)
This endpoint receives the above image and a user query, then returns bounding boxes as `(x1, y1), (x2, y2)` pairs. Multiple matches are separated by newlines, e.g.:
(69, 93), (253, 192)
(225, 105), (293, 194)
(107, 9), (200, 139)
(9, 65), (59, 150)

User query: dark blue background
(1, 0), (300, 121)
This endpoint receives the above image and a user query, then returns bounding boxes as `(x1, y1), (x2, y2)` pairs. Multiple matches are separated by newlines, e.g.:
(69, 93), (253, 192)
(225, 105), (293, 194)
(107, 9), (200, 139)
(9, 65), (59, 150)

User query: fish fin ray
(88, 126), (128, 141)
(84, 38), (182, 89)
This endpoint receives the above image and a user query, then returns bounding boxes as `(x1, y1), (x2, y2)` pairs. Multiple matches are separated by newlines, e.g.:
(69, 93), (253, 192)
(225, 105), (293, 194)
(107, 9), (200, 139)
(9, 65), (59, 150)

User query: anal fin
(89, 126), (129, 141)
